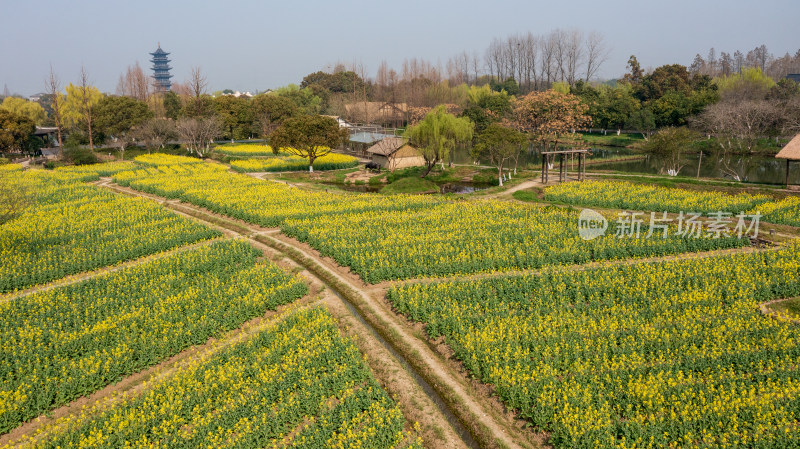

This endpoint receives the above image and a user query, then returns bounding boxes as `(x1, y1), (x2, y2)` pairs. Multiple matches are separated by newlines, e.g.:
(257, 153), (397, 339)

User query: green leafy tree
(472, 123), (527, 186)
(625, 108), (656, 140)
(162, 91), (181, 120)
(461, 85), (511, 134)
(638, 64), (692, 101)
(644, 127), (697, 176)
(251, 94), (298, 140)
(214, 95), (253, 140)
(405, 105), (474, 177)
(275, 84), (323, 115)
(0, 109), (35, 153)
(593, 84), (640, 131)
(94, 96), (153, 157)
(0, 97), (46, 125)
(268, 115), (348, 172)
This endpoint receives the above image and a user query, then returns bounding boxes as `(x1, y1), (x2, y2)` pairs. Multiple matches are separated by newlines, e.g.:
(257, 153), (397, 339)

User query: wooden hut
(776, 133), (800, 188)
(366, 137), (425, 171)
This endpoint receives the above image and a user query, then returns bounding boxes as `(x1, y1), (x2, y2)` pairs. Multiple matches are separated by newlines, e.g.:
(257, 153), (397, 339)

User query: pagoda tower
(150, 43), (172, 92)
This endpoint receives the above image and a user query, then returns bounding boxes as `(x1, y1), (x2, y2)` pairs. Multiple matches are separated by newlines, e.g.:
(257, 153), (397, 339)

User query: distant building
(150, 43), (173, 92)
(366, 137), (425, 171)
(28, 92), (47, 102)
(786, 74), (800, 84)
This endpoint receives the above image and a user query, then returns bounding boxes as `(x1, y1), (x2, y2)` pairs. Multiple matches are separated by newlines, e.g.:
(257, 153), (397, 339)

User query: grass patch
(381, 177), (438, 194)
(511, 189), (540, 203)
(768, 297), (800, 319)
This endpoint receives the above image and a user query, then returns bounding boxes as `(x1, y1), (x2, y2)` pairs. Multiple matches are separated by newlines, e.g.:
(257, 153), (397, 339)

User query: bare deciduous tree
(78, 65), (96, 151)
(176, 116), (220, 158)
(115, 62), (150, 102)
(584, 31), (609, 82)
(45, 64), (64, 157)
(131, 118), (177, 153)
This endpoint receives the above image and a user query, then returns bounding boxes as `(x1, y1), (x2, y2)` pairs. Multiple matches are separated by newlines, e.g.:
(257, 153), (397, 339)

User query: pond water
(453, 144), (794, 185)
(452, 145), (638, 168)
(329, 181), (489, 194)
(591, 154), (797, 185)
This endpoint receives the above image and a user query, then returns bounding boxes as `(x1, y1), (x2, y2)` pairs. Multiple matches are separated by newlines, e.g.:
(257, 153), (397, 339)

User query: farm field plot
(229, 152), (359, 172)
(4, 308), (420, 449)
(214, 143), (278, 156)
(112, 165), (747, 283)
(544, 180), (774, 215)
(0, 240), (307, 432)
(754, 196), (800, 227)
(282, 200), (747, 283)
(0, 171), (220, 292)
(55, 161), (138, 177)
(388, 244), (800, 448)
(114, 165), (442, 226)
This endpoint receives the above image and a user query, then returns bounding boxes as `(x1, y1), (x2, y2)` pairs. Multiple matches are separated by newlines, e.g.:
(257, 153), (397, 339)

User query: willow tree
(405, 105), (473, 177)
(269, 115), (348, 172)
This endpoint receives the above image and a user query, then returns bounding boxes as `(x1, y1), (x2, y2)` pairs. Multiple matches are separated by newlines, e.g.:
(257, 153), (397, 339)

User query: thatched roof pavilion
(776, 133), (800, 187)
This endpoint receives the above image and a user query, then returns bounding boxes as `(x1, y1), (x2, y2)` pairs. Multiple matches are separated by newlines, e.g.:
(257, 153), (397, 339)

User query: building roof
(366, 137), (410, 156)
(776, 133), (800, 160)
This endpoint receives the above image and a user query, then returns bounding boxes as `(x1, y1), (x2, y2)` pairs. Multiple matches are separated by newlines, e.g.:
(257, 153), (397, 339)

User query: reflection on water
(328, 181), (489, 194)
(592, 154), (796, 185)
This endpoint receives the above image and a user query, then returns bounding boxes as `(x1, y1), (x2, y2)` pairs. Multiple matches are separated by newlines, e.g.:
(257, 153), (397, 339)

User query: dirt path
(95, 182), (539, 449)
(758, 298), (800, 325)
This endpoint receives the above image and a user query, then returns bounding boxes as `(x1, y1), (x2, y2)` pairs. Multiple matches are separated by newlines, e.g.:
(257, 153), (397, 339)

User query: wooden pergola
(540, 149), (589, 183)
(776, 133), (800, 188)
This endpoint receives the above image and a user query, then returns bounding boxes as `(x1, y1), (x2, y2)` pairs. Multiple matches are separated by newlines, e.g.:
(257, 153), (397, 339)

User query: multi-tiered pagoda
(150, 43), (172, 92)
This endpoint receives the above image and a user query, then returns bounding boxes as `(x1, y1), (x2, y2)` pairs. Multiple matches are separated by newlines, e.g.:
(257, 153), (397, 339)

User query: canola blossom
(114, 165), (442, 226)
(230, 152), (359, 172)
(281, 201), (746, 283)
(112, 165), (746, 283)
(0, 171), (219, 292)
(214, 143), (282, 157)
(388, 244), (800, 448)
(0, 164), (23, 172)
(133, 153), (205, 166)
(0, 240), (308, 433)
(4, 308), (421, 449)
(55, 161), (138, 177)
(544, 180), (773, 215)
(752, 195), (800, 227)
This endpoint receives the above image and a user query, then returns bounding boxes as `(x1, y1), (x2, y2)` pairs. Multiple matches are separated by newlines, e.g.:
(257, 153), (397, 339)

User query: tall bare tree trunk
(79, 66), (95, 151)
(46, 65), (64, 158)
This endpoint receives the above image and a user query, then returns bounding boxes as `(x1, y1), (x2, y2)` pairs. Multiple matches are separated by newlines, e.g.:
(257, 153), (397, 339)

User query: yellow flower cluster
(0, 163), (23, 172)
(0, 240), (308, 434)
(229, 153), (359, 172)
(214, 143), (280, 157)
(0, 170), (219, 292)
(112, 165), (745, 283)
(134, 153), (205, 166)
(282, 200), (745, 283)
(751, 195), (800, 227)
(389, 243), (800, 448)
(55, 161), (138, 177)
(5, 308), (420, 449)
(544, 180), (773, 214)
(114, 165), (441, 225)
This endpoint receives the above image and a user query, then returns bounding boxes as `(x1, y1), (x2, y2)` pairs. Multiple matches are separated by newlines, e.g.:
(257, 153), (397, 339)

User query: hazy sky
(1, 0), (798, 96)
